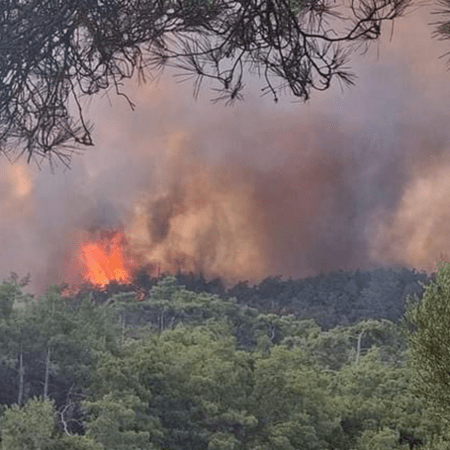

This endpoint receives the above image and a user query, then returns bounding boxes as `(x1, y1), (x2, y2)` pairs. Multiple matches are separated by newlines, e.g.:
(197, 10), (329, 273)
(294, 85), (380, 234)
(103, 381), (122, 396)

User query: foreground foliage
(0, 272), (445, 449)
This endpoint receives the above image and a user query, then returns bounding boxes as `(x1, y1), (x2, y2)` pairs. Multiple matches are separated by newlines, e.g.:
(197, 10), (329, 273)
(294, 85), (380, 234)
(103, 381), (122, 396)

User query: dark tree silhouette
(0, 0), (410, 162)
(433, 0), (450, 48)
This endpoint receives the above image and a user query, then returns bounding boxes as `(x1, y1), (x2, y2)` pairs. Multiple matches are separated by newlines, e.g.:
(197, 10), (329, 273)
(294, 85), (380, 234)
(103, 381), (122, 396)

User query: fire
(77, 230), (133, 286)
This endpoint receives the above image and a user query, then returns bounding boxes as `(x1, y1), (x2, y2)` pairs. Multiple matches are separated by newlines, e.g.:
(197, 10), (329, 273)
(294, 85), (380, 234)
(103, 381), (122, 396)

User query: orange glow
(77, 230), (132, 286)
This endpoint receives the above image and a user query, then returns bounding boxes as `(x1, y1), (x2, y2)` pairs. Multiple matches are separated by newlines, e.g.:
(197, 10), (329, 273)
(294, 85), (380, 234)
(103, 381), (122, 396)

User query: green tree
(0, 279), (21, 321)
(248, 344), (340, 450)
(114, 276), (246, 342)
(85, 323), (256, 450)
(0, 397), (55, 450)
(83, 393), (154, 450)
(0, 397), (103, 450)
(0, 283), (123, 407)
(404, 264), (450, 442)
(358, 428), (407, 450)
(332, 347), (434, 449)
(0, 280), (37, 406)
(29, 287), (123, 391)
(304, 319), (407, 371)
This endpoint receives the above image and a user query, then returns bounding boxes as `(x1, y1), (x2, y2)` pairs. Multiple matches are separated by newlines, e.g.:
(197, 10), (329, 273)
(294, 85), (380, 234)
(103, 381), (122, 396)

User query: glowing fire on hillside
(12, 112), (449, 295)
(77, 230), (133, 287)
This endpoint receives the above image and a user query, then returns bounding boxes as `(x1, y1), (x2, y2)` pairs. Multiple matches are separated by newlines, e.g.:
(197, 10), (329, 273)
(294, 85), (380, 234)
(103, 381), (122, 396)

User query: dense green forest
(0, 267), (448, 450)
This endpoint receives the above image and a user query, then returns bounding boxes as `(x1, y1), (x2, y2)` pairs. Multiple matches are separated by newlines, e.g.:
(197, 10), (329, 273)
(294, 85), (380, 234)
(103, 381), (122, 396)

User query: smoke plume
(1, 5), (450, 292)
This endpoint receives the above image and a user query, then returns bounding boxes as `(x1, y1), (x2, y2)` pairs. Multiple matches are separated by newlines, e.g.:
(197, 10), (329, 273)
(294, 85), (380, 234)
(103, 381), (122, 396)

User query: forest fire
(4, 75), (450, 294)
(77, 230), (133, 287)
(68, 138), (271, 290)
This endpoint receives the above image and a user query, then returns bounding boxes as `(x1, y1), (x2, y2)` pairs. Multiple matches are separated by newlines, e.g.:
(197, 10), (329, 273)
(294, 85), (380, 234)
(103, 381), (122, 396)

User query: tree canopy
(405, 264), (450, 420)
(0, 0), (409, 161)
(0, 272), (445, 449)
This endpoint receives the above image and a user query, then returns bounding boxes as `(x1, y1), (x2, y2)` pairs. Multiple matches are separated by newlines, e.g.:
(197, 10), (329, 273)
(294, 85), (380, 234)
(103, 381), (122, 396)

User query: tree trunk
(18, 350), (24, 406)
(44, 347), (51, 400)
(356, 330), (365, 365)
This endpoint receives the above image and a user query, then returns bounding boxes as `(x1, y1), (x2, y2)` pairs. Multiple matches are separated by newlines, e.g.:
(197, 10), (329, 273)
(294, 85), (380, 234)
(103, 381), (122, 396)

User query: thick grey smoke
(1, 5), (450, 292)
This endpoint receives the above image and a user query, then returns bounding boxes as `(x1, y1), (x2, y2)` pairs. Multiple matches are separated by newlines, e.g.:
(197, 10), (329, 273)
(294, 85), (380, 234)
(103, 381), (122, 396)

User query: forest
(0, 266), (448, 450)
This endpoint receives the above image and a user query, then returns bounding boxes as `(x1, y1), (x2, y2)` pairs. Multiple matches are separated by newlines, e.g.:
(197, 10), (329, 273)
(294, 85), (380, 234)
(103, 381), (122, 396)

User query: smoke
(1, 4), (450, 291)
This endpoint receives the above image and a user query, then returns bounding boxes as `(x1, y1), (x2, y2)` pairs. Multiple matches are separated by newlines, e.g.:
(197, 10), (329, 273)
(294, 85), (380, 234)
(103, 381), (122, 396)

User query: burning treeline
(3, 3), (450, 291)
(2, 6), (450, 291)
(75, 136), (270, 286)
(2, 109), (450, 292)
(69, 124), (383, 288)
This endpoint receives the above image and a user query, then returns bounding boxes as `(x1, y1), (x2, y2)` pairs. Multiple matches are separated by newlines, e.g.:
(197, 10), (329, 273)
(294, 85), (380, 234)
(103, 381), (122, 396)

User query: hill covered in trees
(133, 266), (431, 329)
(0, 267), (444, 449)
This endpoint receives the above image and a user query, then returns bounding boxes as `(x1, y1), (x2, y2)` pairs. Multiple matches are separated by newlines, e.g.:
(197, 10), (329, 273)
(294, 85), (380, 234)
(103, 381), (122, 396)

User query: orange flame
(77, 230), (132, 286)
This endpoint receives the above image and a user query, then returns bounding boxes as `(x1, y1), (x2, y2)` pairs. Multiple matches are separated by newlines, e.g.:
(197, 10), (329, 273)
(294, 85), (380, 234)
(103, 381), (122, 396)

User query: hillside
(0, 268), (439, 450)
(167, 267), (431, 329)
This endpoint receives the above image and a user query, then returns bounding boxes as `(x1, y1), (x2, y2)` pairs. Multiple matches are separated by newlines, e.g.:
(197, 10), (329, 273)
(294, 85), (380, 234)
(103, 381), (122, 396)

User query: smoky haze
(1, 5), (450, 292)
